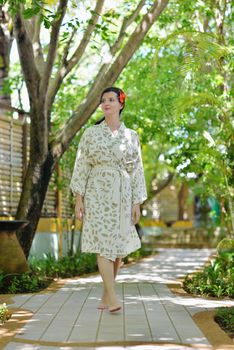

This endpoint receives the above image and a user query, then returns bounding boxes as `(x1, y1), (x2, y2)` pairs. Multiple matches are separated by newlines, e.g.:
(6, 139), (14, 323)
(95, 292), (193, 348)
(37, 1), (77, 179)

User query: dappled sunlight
(123, 288), (234, 311)
(0, 309), (33, 349)
(169, 295), (234, 309)
(117, 249), (215, 283)
(60, 284), (94, 291)
(96, 344), (211, 350)
(125, 295), (161, 302)
(61, 275), (103, 285)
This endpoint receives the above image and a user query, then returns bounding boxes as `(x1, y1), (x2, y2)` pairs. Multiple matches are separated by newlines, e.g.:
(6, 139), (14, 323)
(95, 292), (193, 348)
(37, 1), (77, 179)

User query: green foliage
(215, 307), (234, 338)
(217, 238), (234, 253)
(30, 253), (98, 278)
(0, 271), (51, 294)
(123, 245), (154, 264)
(183, 251), (234, 298)
(0, 0), (55, 27)
(0, 303), (11, 325)
(117, 1), (233, 230)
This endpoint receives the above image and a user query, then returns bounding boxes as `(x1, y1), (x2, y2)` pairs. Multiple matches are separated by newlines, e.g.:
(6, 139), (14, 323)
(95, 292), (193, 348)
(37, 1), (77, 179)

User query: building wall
(29, 230), (81, 260)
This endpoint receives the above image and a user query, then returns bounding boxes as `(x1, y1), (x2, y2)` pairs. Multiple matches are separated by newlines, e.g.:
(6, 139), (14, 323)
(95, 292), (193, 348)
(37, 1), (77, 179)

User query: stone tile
(39, 287), (91, 342)
(16, 293), (53, 313)
(10, 294), (34, 308)
(124, 283), (152, 342)
(138, 283), (180, 343)
(4, 344), (94, 350)
(68, 286), (102, 342)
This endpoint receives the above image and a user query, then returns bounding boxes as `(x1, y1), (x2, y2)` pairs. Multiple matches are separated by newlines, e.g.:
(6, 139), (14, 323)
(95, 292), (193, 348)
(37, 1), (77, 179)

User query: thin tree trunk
(178, 183), (189, 220)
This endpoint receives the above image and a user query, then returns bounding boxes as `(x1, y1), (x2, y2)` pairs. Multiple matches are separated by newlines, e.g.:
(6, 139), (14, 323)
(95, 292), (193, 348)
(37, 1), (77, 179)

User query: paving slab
(2, 248), (234, 350)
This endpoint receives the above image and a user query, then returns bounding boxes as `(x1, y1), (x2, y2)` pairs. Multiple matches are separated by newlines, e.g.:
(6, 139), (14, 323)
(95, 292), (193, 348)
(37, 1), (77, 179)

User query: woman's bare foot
(98, 292), (109, 310)
(109, 305), (122, 313)
(108, 295), (121, 313)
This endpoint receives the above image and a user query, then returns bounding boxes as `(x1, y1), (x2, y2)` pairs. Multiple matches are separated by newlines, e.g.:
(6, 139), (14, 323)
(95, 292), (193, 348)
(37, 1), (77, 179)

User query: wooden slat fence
(0, 114), (72, 218)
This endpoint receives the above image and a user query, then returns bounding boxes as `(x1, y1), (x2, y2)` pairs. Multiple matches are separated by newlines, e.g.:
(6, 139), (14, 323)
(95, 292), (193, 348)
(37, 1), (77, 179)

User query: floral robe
(70, 119), (147, 261)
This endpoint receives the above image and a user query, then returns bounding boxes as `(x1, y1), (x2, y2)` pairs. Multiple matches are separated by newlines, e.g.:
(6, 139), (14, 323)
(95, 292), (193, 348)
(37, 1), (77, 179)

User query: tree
(1, 0), (169, 258)
(118, 0), (233, 229)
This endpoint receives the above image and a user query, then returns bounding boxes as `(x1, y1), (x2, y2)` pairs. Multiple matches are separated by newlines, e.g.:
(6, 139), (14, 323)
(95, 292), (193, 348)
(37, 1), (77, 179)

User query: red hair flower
(119, 91), (126, 104)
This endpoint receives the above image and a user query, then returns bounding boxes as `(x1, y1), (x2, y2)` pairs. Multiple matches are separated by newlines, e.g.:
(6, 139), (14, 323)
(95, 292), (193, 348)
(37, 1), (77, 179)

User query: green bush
(217, 238), (234, 253)
(123, 245), (154, 263)
(0, 272), (51, 294)
(215, 307), (234, 338)
(30, 253), (98, 278)
(183, 251), (234, 298)
(0, 303), (11, 324)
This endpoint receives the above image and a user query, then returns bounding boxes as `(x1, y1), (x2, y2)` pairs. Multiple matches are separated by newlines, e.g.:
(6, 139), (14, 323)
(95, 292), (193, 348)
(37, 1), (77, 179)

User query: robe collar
(101, 118), (125, 138)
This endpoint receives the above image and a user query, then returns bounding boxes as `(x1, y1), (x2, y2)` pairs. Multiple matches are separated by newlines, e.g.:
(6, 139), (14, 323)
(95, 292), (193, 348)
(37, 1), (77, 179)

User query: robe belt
(90, 164), (130, 236)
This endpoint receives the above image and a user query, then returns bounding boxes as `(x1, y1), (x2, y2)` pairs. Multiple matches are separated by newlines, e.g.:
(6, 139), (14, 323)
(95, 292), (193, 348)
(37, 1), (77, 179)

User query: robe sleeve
(70, 128), (92, 196)
(131, 134), (147, 205)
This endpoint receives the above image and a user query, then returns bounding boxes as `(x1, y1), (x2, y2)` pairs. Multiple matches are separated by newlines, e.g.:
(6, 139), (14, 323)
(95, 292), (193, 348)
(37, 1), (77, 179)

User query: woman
(70, 87), (147, 313)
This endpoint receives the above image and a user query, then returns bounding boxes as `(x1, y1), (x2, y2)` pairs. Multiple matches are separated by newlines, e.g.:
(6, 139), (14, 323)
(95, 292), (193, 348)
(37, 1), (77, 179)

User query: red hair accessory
(119, 91), (126, 104)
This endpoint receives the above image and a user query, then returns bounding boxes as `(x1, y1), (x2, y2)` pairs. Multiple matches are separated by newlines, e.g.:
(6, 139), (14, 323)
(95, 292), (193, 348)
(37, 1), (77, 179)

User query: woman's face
(100, 91), (123, 117)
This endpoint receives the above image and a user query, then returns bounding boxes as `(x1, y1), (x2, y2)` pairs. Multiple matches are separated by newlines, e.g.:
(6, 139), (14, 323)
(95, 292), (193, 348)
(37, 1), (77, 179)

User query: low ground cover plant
(215, 307), (234, 340)
(183, 250), (234, 298)
(0, 303), (11, 324)
(183, 239), (234, 298)
(183, 239), (234, 340)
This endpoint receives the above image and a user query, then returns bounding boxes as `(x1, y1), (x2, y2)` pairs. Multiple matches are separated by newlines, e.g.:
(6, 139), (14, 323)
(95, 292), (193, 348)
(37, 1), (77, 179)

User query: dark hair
(95, 86), (126, 125)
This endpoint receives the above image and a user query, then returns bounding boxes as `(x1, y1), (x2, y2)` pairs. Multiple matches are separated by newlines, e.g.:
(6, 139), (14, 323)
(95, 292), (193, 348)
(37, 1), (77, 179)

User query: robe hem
(81, 246), (141, 262)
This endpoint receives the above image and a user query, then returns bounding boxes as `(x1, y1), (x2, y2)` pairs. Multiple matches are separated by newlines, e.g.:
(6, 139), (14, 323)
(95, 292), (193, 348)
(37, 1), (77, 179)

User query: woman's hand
(75, 194), (85, 221)
(132, 204), (141, 225)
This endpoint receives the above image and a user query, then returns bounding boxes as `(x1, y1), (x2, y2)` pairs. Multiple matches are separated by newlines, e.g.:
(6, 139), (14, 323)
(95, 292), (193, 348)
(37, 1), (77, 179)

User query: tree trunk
(16, 151), (55, 258)
(16, 97), (50, 258)
(178, 182), (189, 220)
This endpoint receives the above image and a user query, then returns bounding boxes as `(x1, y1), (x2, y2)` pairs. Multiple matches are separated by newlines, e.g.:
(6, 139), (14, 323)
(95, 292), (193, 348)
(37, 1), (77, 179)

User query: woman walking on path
(70, 87), (147, 313)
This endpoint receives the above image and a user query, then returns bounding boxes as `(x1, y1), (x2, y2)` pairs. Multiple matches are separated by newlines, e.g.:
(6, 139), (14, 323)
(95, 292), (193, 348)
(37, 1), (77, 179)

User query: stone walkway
(2, 249), (234, 350)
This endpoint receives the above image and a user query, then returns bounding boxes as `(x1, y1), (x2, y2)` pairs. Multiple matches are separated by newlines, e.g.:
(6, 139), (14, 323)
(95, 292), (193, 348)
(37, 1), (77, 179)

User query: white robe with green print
(70, 119), (147, 261)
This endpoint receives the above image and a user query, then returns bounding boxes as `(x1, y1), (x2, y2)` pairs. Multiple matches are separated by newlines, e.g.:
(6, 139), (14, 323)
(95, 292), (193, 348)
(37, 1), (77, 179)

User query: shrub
(30, 253), (98, 278)
(217, 238), (234, 253)
(0, 303), (11, 324)
(123, 245), (154, 263)
(0, 272), (51, 294)
(183, 251), (234, 298)
(215, 307), (234, 339)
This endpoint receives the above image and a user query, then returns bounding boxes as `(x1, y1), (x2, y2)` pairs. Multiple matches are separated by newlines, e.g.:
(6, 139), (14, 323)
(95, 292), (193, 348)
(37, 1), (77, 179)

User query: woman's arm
(75, 193), (84, 221)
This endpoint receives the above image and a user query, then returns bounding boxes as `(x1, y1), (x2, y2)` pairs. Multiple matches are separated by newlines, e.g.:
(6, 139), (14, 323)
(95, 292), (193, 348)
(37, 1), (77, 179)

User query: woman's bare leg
(97, 254), (121, 312)
(99, 258), (122, 309)
(114, 258), (122, 279)
(98, 285), (109, 310)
